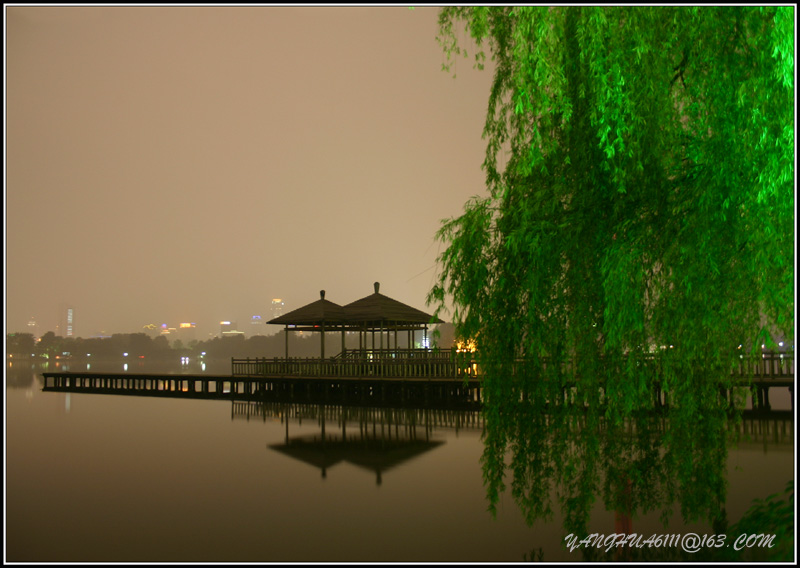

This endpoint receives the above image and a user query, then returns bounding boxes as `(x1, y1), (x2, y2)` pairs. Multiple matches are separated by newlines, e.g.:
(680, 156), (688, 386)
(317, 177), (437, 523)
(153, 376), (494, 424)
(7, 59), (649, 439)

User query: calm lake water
(5, 360), (795, 562)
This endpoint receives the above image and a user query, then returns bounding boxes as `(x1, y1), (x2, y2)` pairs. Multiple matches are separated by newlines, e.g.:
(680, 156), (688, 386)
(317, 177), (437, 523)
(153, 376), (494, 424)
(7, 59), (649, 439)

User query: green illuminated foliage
(429, 5), (794, 536)
(430, 4), (793, 412)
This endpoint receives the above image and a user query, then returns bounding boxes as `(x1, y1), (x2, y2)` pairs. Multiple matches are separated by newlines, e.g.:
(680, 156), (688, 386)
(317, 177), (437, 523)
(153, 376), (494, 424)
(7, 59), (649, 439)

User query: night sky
(5, 6), (493, 337)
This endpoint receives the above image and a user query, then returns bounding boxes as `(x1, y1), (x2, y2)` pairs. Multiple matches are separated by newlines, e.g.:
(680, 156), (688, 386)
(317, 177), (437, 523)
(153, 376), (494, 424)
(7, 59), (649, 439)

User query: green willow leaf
(430, 5), (794, 545)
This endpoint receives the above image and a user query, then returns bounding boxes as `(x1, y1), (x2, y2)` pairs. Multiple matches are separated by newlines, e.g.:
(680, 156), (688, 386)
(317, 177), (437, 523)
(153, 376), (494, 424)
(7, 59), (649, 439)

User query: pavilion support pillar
(284, 327), (289, 360)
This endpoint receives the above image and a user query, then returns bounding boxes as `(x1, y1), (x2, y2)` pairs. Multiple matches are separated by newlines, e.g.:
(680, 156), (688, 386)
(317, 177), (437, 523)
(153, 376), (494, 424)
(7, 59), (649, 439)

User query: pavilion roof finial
(374, 282), (380, 294)
(320, 290), (326, 300)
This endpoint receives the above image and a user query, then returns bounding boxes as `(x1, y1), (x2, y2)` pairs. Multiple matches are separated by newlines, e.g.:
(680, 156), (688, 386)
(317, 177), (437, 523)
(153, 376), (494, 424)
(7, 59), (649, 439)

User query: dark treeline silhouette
(8, 331), (174, 362)
(7, 324), (456, 364)
(7, 331), (322, 362)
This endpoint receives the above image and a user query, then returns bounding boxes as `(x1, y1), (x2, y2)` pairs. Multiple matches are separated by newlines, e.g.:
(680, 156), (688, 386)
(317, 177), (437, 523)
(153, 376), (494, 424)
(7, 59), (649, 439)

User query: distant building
(142, 323), (161, 338)
(57, 305), (75, 337)
(160, 325), (178, 338)
(222, 330), (246, 339)
(220, 320), (239, 337)
(27, 317), (39, 339)
(267, 299), (285, 335)
(271, 299), (284, 319)
(178, 322), (197, 342)
(250, 315), (264, 337)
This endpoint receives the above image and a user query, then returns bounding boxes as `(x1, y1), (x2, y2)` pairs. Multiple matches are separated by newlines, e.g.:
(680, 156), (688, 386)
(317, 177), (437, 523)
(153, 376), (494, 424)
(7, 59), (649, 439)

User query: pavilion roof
(266, 290), (346, 326)
(341, 282), (443, 326)
(266, 283), (442, 328)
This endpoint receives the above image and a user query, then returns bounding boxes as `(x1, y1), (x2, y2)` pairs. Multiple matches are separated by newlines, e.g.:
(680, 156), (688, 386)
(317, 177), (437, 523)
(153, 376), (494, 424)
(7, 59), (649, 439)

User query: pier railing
(231, 350), (793, 381)
(731, 352), (794, 380)
(231, 349), (478, 379)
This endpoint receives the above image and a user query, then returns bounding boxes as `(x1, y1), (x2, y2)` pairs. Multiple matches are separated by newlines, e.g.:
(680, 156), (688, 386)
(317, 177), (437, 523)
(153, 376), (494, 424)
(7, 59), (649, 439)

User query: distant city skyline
(14, 284), (449, 339)
(16, 297), (293, 338)
(18, 308), (290, 338)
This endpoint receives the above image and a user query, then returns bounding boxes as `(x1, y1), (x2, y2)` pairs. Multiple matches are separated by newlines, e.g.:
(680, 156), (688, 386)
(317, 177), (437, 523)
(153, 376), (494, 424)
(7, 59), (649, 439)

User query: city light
(455, 339), (477, 353)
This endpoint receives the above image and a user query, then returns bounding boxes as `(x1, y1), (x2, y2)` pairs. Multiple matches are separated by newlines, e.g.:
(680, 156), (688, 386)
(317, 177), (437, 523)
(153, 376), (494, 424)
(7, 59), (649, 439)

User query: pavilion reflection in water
(232, 401), (483, 484)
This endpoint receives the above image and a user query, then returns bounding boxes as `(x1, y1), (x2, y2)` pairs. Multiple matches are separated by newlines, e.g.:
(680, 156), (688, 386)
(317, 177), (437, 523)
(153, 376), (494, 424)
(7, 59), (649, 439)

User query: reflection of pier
(591, 409), (794, 450)
(232, 400), (484, 433)
(728, 410), (794, 451)
(40, 373), (791, 454)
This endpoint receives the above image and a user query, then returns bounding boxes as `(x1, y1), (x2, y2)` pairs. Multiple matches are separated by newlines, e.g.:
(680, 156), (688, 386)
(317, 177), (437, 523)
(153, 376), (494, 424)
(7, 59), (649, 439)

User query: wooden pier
(227, 350), (793, 410)
(41, 371), (483, 410)
(38, 371), (793, 452)
(41, 350), (793, 410)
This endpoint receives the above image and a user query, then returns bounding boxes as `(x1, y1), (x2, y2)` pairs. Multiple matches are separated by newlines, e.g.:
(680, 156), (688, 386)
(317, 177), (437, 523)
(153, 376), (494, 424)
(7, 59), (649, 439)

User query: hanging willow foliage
(428, 6), (794, 532)
(430, 6), (793, 409)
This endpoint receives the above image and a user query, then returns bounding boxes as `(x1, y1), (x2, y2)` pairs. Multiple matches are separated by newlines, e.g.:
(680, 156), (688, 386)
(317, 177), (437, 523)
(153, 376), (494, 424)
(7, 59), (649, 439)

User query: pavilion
(266, 290), (347, 359)
(266, 282), (443, 359)
(341, 281), (443, 354)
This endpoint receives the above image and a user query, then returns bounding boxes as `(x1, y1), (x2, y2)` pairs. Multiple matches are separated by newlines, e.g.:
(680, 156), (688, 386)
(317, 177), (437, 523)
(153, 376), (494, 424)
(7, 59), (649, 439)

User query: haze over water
(5, 361), (794, 562)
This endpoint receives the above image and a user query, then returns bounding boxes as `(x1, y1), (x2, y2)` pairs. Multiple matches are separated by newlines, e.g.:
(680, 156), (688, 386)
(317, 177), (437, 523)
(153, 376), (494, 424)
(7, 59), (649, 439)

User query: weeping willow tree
(428, 6), (794, 534)
(430, 6), (793, 410)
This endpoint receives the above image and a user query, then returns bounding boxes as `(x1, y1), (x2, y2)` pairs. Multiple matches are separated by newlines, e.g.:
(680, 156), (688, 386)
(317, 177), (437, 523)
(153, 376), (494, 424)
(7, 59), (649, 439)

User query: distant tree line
(6, 324), (456, 363)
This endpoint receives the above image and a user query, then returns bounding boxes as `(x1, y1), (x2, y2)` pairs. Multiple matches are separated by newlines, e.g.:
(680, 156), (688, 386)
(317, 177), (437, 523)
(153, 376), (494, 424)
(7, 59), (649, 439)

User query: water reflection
(6, 361), (39, 388)
(262, 404), (454, 484)
(11, 361), (795, 561)
(237, 401), (481, 485)
(480, 381), (794, 561)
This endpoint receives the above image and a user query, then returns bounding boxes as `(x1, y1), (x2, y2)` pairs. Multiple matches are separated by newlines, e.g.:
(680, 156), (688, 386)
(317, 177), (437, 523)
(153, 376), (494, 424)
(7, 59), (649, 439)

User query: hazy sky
(5, 5), (493, 337)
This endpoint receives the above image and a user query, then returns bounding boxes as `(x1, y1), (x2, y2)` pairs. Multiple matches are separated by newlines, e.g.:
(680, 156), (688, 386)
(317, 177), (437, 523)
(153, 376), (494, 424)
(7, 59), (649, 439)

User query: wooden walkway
(41, 372), (483, 410)
(36, 374), (794, 450)
(40, 351), (793, 411)
(230, 350), (794, 381)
